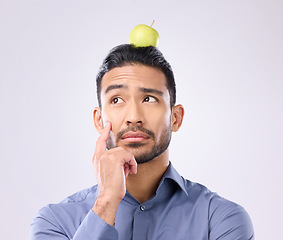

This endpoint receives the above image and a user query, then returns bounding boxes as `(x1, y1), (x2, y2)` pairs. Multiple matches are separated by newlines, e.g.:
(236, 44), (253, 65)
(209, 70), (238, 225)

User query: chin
(125, 142), (147, 148)
(121, 144), (153, 163)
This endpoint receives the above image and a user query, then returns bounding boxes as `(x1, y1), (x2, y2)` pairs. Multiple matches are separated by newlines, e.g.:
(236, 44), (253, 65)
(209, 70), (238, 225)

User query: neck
(126, 150), (170, 203)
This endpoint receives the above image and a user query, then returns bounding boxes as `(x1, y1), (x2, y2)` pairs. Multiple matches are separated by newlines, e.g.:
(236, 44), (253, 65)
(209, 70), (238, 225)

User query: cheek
(146, 108), (171, 135)
(101, 107), (124, 135)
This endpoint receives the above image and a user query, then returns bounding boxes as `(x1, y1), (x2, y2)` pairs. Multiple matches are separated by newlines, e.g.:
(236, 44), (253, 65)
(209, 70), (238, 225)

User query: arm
(30, 206), (118, 240)
(30, 122), (137, 240)
(91, 121), (137, 225)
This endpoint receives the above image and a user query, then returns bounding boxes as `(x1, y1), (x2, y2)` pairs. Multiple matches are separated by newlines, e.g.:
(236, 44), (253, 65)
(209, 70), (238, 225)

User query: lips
(121, 131), (150, 142)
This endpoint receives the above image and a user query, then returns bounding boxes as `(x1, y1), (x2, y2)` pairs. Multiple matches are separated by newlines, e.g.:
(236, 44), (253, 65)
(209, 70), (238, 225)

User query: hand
(92, 122), (137, 225)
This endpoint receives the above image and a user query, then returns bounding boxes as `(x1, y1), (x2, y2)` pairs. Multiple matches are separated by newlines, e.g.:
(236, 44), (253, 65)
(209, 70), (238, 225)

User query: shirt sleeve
(208, 196), (254, 240)
(30, 207), (118, 240)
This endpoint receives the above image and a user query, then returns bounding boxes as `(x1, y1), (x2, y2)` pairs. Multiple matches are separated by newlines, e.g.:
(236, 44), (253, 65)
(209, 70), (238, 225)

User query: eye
(110, 97), (123, 104)
(143, 96), (157, 103)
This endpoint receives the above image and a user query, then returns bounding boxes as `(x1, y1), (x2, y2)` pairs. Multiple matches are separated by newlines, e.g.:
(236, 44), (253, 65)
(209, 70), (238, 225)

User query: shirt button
(140, 205), (146, 211)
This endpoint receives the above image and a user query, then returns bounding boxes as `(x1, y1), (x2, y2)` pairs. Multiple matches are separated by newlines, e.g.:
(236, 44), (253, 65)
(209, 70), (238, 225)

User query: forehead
(101, 64), (168, 93)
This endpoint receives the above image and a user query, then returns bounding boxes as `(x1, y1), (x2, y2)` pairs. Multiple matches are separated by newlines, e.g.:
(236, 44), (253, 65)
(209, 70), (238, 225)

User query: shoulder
(183, 179), (254, 239)
(39, 185), (98, 217)
(207, 194), (254, 239)
(59, 185), (98, 204)
(30, 185), (99, 237)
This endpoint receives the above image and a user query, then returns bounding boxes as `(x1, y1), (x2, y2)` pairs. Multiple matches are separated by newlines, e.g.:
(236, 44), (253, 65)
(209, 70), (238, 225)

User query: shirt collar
(159, 162), (189, 196)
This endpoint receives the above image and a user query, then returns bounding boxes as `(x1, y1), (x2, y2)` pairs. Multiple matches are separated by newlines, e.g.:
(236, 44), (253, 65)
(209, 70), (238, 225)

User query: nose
(125, 101), (144, 126)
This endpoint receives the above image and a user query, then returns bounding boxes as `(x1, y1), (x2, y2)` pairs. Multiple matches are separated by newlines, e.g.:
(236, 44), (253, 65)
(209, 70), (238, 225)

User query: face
(95, 64), (179, 164)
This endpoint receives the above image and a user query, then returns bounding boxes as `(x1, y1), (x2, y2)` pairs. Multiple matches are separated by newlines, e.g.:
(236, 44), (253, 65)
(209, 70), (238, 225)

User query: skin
(91, 64), (184, 226)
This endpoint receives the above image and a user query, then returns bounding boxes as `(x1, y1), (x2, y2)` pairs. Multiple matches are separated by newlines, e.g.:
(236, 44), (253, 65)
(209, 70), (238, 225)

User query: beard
(106, 125), (172, 164)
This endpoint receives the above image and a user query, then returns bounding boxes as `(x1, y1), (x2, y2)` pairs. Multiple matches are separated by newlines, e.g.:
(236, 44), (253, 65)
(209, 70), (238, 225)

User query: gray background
(1, 0), (282, 239)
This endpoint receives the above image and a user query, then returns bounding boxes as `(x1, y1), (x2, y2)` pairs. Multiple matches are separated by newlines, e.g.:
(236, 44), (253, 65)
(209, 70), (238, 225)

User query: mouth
(121, 131), (150, 143)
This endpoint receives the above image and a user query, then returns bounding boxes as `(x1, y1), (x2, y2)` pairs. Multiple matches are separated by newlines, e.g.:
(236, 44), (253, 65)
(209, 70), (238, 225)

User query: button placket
(133, 205), (149, 240)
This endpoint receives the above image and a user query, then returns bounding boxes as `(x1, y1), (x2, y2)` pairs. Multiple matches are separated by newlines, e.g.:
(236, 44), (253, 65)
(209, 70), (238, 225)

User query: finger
(129, 158), (137, 175)
(124, 163), (130, 178)
(112, 147), (137, 176)
(95, 121), (112, 156)
(100, 121), (112, 142)
(123, 154), (137, 175)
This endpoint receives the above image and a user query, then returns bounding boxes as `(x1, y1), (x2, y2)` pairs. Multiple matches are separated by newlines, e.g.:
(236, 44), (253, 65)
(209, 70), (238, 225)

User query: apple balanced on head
(129, 20), (159, 47)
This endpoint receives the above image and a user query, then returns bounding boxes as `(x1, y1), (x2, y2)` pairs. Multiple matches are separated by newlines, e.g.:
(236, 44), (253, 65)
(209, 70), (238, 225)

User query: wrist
(95, 194), (121, 209)
(92, 195), (121, 226)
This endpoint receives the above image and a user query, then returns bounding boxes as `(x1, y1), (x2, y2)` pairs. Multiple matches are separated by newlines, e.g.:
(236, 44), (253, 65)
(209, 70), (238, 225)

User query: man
(30, 44), (254, 239)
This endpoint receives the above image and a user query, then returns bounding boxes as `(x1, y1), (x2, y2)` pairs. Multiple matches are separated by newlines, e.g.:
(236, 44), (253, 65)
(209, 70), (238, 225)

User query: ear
(93, 107), (103, 134)
(171, 104), (184, 132)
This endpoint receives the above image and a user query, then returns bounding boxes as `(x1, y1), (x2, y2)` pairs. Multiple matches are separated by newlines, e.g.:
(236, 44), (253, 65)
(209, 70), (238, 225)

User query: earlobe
(171, 104), (185, 132)
(93, 107), (103, 134)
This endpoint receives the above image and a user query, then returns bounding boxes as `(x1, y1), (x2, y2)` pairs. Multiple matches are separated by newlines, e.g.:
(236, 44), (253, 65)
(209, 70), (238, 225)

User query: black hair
(96, 44), (176, 108)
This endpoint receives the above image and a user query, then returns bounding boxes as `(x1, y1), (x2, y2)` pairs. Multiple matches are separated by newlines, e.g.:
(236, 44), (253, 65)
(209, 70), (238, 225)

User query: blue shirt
(30, 163), (254, 239)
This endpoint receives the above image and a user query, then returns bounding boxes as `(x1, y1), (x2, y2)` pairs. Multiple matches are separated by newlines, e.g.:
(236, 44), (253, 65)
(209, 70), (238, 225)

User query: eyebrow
(104, 84), (128, 94)
(104, 84), (164, 96)
(139, 87), (164, 96)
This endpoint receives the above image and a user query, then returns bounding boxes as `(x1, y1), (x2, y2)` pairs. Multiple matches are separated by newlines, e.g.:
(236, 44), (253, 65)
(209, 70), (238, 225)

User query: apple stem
(150, 20), (155, 28)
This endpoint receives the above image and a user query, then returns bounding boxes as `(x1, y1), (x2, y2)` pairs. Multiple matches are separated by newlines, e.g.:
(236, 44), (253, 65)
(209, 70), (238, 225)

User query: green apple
(129, 23), (160, 47)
